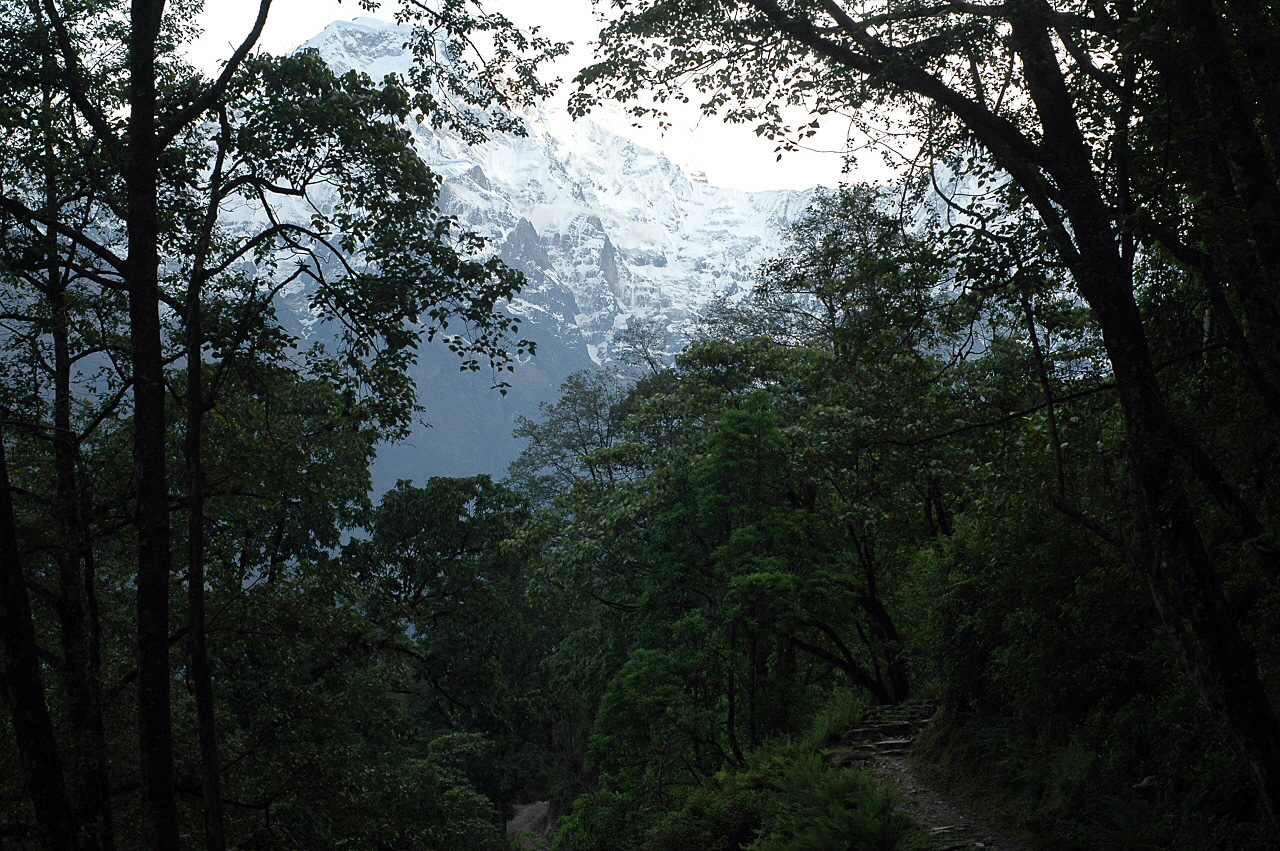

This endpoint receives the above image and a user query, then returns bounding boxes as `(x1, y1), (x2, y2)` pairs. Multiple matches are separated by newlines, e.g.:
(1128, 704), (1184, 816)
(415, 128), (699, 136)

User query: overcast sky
(189, 0), (876, 191)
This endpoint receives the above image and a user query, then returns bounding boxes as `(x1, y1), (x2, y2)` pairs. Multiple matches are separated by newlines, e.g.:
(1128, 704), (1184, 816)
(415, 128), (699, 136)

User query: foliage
(0, 0), (559, 846)
(3, 0), (1279, 845)
(747, 755), (920, 851)
(554, 714), (921, 851)
(573, 0), (1280, 827)
(507, 172), (1280, 848)
(509, 368), (640, 506)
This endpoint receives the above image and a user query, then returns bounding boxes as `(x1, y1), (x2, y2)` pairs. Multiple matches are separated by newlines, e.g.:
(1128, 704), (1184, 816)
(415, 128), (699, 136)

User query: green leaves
(399, 1), (569, 145)
(199, 49), (533, 436)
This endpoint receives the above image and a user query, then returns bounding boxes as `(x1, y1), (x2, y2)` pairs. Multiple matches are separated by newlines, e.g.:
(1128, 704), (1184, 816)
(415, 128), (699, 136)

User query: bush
(748, 755), (921, 851)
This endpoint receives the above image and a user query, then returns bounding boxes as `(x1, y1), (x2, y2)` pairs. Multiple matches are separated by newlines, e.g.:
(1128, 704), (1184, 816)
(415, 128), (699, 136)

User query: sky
(188, 0), (878, 192)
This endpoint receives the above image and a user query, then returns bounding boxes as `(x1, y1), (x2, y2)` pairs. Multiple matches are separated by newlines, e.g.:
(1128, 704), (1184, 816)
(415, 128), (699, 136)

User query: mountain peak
(301, 17), (412, 78)
(299, 17), (811, 360)
(292, 20), (814, 482)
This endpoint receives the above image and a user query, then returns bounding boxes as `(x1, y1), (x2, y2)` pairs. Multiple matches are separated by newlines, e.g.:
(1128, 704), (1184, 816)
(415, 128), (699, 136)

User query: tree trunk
(1176, 0), (1280, 385)
(791, 625), (895, 705)
(52, 279), (106, 851)
(859, 594), (910, 704)
(187, 220), (227, 851)
(1103, 300), (1280, 827)
(42, 69), (107, 844)
(1009, 8), (1280, 823)
(127, 0), (181, 846)
(0, 430), (81, 851)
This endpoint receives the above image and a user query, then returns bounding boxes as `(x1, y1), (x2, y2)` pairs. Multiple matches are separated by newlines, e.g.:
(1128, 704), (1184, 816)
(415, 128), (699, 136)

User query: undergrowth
(552, 693), (923, 851)
(913, 710), (1279, 851)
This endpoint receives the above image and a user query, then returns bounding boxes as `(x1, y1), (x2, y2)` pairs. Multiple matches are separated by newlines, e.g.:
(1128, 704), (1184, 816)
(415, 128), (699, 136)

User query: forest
(1, 0), (1278, 849)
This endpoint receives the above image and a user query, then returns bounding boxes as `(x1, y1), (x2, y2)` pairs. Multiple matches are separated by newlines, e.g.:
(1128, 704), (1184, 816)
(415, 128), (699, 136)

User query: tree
(750, 186), (952, 360)
(573, 0), (1280, 821)
(0, 425), (81, 851)
(196, 443), (536, 847)
(509, 368), (639, 505)
(0, 1), (560, 846)
(516, 337), (933, 802)
(170, 48), (544, 844)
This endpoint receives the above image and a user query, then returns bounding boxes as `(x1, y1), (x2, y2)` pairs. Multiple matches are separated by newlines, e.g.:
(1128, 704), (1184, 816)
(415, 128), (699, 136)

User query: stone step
(860, 703), (935, 722)
(826, 737), (916, 764)
(927, 824), (990, 850)
(873, 736), (915, 750)
(823, 748), (869, 768)
(839, 703), (936, 752)
(840, 720), (926, 741)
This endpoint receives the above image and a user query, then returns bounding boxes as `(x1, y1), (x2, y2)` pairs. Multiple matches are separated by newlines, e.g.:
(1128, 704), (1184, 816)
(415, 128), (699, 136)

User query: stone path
(825, 704), (1028, 851)
(506, 800), (552, 850)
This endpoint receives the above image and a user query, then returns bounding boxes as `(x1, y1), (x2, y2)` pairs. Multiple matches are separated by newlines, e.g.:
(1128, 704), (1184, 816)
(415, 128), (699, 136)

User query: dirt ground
(865, 753), (1029, 851)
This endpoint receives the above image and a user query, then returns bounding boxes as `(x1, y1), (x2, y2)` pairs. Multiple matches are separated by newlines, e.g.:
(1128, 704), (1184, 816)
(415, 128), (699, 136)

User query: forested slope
(504, 184), (1280, 850)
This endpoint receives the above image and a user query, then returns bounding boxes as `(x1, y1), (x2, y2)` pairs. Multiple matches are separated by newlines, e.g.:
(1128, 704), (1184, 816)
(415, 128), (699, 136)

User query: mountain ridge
(297, 18), (813, 489)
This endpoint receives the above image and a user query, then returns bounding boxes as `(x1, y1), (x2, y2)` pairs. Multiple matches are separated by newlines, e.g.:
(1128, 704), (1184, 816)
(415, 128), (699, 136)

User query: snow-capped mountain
(298, 18), (816, 488)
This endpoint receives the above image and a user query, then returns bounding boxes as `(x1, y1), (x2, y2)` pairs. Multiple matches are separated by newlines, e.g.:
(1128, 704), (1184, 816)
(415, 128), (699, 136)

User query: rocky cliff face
(295, 18), (815, 490)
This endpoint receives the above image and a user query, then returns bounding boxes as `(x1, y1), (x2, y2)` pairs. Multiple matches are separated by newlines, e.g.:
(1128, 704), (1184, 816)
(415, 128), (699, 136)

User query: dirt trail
(865, 752), (1027, 850)
(506, 800), (553, 849)
(827, 704), (1028, 851)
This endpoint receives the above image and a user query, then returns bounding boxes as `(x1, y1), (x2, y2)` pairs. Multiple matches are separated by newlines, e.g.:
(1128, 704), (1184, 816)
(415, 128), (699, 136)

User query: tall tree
(0, 427), (82, 850)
